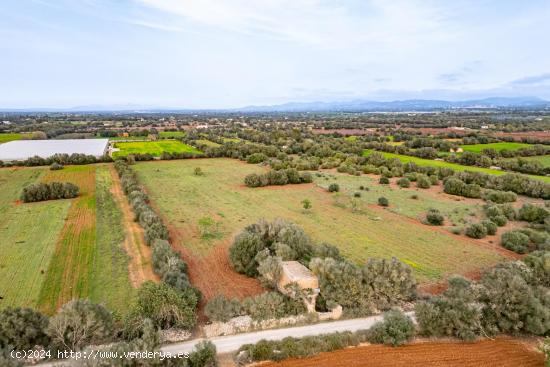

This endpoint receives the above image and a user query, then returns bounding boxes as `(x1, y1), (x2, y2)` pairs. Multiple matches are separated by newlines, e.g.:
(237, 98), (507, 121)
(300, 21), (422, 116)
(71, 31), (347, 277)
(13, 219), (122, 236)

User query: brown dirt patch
(109, 165), (158, 287)
(260, 338), (545, 367)
(168, 222), (265, 304)
(311, 128), (377, 136)
(494, 131), (550, 141)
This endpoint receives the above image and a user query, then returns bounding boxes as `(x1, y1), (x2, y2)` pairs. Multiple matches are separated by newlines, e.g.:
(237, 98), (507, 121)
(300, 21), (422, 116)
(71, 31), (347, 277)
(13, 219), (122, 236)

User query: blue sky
(1, 0), (549, 108)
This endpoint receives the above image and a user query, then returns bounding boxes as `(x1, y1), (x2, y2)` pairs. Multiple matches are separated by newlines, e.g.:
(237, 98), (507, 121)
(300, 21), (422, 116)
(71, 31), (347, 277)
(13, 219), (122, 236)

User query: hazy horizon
(2, 0), (550, 109)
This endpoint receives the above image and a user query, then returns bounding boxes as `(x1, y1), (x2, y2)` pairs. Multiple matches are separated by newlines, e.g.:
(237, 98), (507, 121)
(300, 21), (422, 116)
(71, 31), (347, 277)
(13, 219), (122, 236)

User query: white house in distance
(0, 139), (109, 161)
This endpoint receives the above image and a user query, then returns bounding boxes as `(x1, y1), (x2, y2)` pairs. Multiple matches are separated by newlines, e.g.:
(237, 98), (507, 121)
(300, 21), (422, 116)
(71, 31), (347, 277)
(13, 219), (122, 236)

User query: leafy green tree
(132, 281), (198, 330)
(0, 307), (50, 350)
(368, 309), (415, 346)
(205, 295), (242, 322)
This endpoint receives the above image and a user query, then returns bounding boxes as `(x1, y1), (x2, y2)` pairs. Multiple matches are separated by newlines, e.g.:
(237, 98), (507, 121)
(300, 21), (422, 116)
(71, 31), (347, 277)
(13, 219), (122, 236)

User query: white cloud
(132, 0), (457, 49)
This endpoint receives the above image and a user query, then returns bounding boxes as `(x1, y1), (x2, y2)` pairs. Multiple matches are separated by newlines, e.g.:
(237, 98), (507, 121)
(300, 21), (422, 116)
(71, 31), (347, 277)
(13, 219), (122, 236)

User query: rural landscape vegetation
(1, 0), (550, 366)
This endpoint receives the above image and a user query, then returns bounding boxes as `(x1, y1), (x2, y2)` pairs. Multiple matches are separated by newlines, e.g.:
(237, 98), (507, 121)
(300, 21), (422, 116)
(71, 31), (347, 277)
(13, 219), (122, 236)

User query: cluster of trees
(205, 292), (306, 323)
(310, 257), (416, 315)
(416, 252), (550, 340)
(20, 182), (79, 202)
(1, 153), (111, 168)
(229, 219), (416, 316)
(236, 309), (414, 364)
(0, 299), (216, 366)
(244, 169), (313, 188)
(501, 228), (549, 254)
(114, 160), (169, 245)
(229, 219), (319, 278)
(114, 160), (200, 337)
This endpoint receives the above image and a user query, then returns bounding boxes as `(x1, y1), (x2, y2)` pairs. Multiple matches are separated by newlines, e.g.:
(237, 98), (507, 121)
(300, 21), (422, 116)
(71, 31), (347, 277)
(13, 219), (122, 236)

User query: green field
(0, 165), (134, 314)
(134, 158), (504, 283)
(0, 168), (71, 310)
(0, 133), (32, 144)
(159, 131), (185, 138)
(505, 155), (550, 168)
(326, 174), (482, 227)
(113, 140), (202, 158)
(196, 139), (221, 147)
(363, 150), (550, 183)
(460, 142), (532, 153)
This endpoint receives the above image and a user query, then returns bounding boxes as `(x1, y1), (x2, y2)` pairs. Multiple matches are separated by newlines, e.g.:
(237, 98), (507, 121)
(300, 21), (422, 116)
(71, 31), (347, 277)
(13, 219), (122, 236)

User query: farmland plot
(0, 168), (70, 309)
(36, 165), (135, 314)
(134, 158), (506, 299)
(112, 140), (202, 158)
(260, 338), (544, 367)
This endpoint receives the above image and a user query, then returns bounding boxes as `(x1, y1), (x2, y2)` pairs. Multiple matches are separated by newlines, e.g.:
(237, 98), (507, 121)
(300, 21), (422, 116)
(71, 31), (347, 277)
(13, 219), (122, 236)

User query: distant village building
(450, 147), (464, 153)
(277, 261), (319, 313)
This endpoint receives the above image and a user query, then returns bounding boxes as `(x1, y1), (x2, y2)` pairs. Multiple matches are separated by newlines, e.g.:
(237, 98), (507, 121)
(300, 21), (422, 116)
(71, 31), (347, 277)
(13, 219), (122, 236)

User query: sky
(1, 0), (550, 109)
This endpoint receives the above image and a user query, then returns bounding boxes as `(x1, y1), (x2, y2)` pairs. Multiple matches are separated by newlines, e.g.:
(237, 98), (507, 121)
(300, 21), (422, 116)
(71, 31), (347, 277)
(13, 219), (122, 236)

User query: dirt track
(260, 338), (544, 367)
(109, 165), (158, 287)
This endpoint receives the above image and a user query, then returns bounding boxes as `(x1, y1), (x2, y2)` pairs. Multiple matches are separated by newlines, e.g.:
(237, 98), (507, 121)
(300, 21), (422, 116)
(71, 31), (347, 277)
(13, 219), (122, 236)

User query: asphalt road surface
(163, 312), (415, 354)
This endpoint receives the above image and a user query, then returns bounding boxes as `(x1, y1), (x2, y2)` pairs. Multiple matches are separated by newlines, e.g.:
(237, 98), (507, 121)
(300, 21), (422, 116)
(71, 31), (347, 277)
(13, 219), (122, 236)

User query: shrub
(465, 223), (487, 239)
(410, 194), (419, 200)
(187, 340), (218, 367)
(482, 220), (498, 235)
(416, 277), (481, 341)
(20, 182), (79, 202)
(379, 176), (390, 185)
(328, 183), (340, 192)
(205, 295), (242, 322)
(479, 262), (550, 335)
(229, 232), (265, 276)
(397, 178), (410, 188)
(426, 208), (444, 226)
(0, 308), (50, 350)
(368, 309), (415, 346)
(244, 173), (267, 188)
(193, 167), (204, 176)
(353, 192), (361, 198)
(47, 299), (113, 351)
(266, 170), (288, 185)
(131, 281), (198, 330)
(310, 257), (416, 313)
(229, 219), (313, 277)
(416, 175), (431, 189)
(524, 251), (550, 287)
(378, 197), (389, 207)
(501, 230), (531, 254)
(483, 189), (517, 203)
(49, 162), (63, 170)
(246, 153), (267, 164)
(518, 203), (549, 224)
(492, 214), (508, 227)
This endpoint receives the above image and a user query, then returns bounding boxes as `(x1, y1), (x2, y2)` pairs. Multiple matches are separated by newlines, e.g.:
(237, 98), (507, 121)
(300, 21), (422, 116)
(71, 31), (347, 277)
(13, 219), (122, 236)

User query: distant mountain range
(237, 97), (550, 112)
(1, 97), (549, 113)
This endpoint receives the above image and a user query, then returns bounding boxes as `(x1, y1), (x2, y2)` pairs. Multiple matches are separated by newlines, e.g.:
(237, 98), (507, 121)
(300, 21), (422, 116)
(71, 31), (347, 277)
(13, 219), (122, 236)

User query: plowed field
(260, 339), (544, 367)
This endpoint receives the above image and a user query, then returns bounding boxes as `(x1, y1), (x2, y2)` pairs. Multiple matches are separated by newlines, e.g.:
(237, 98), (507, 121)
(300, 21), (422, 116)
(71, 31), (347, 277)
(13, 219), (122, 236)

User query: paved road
(163, 312), (415, 354)
(40, 312), (414, 365)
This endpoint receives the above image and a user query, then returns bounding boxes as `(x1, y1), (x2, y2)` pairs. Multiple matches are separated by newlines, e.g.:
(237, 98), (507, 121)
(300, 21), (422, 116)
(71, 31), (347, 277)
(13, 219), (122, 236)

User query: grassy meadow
(0, 165), (134, 314)
(134, 158), (504, 282)
(363, 150), (550, 183)
(112, 140), (202, 158)
(0, 133), (32, 144)
(159, 131), (185, 138)
(505, 154), (550, 168)
(459, 142), (532, 153)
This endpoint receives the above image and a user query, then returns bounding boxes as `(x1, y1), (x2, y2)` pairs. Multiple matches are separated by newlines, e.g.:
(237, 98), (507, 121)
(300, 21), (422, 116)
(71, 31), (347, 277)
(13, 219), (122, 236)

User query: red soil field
(311, 128), (377, 136)
(494, 131), (550, 141)
(260, 338), (544, 367)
